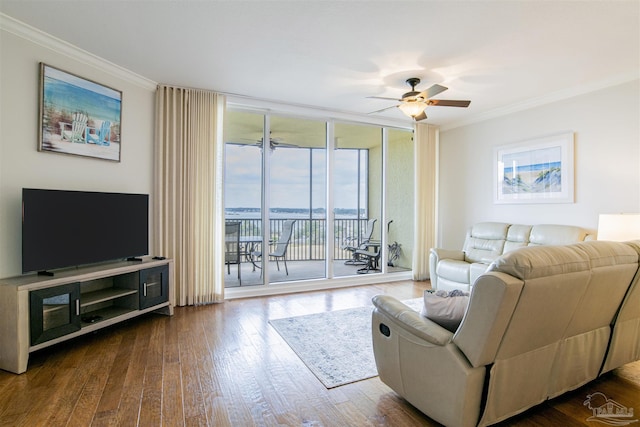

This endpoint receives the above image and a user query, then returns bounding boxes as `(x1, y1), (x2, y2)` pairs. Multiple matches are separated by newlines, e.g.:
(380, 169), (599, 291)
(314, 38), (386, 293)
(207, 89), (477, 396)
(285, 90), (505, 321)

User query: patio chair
(59, 112), (88, 143)
(342, 218), (376, 265)
(87, 120), (111, 146)
(225, 222), (241, 284)
(253, 219), (296, 275)
(355, 244), (381, 274)
(355, 220), (392, 274)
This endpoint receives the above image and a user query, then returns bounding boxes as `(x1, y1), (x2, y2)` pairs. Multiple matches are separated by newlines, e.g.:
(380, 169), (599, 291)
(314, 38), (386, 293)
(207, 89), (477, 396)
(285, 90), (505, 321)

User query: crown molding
(441, 72), (640, 132)
(7, 12), (633, 130)
(0, 13), (157, 91)
(226, 94), (414, 130)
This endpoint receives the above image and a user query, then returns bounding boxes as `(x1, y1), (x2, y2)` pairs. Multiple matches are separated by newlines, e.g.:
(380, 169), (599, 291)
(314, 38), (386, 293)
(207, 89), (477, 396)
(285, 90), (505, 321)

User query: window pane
(387, 128), (414, 273)
(224, 110), (264, 287)
(268, 115), (326, 283)
(334, 122), (382, 277)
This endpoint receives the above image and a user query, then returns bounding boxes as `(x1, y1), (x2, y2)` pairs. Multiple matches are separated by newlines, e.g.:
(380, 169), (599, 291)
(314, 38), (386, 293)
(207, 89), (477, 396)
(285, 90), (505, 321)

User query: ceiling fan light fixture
(398, 100), (427, 118)
(366, 77), (469, 120)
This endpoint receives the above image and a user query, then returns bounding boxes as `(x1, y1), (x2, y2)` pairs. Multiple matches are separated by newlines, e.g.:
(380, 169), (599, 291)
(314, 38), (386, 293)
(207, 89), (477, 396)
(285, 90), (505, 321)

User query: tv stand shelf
(82, 287), (138, 306)
(0, 258), (174, 374)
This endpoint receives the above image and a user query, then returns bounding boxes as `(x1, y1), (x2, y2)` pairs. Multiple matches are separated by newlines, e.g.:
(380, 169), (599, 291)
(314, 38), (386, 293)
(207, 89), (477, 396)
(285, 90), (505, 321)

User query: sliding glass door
(224, 111), (264, 287)
(224, 111), (326, 287)
(224, 108), (413, 288)
(333, 122), (382, 277)
(386, 128), (414, 273)
(267, 116), (326, 283)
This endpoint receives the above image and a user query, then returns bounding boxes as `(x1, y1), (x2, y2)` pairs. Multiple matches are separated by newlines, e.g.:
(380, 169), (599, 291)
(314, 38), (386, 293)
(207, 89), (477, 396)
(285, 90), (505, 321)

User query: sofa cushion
(468, 222), (511, 240)
(436, 259), (470, 284)
(503, 224), (532, 253)
(463, 222), (510, 263)
(420, 289), (470, 332)
(528, 224), (588, 246)
(465, 240), (504, 264)
(490, 244), (590, 280)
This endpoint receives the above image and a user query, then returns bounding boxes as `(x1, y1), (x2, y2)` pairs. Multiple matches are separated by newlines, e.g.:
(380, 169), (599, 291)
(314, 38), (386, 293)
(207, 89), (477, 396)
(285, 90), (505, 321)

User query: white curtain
(412, 123), (439, 280)
(154, 85), (226, 305)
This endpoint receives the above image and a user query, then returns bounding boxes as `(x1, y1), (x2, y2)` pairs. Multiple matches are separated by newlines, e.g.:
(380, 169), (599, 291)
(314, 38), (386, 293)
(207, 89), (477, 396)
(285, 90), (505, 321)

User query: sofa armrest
(372, 295), (486, 427)
(372, 295), (453, 345)
(430, 248), (465, 262)
(429, 248), (466, 289)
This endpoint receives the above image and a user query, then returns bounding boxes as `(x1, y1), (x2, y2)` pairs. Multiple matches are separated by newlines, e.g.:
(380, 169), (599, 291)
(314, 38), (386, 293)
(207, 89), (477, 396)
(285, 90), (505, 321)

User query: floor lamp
(597, 214), (640, 241)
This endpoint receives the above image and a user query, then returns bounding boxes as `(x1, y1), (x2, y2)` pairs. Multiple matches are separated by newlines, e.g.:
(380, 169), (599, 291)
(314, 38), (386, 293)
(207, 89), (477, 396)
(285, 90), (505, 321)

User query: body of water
(225, 208), (363, 219)
(44, 75), (121, 123)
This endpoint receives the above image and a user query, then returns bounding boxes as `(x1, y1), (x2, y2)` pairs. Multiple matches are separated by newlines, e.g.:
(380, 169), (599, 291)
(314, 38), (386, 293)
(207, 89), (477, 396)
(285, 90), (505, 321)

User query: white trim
(0, 13), (157, 91)
(434, 129), (440, 249)
(224, 271), (413, 300)
(325, 121), (336, 279)
(261, 115), (271, 285)
(442, 73), (640, 132)
(227, 95), (413, 130)
(381, 127), (389, 272)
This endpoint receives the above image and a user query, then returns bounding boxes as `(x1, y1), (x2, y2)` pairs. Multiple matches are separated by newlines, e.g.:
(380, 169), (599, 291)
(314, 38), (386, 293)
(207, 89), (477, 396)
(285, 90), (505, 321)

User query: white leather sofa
(601, 240), (640, 374)
(430, 222), (594, 292)
(372, 240), (640, 427)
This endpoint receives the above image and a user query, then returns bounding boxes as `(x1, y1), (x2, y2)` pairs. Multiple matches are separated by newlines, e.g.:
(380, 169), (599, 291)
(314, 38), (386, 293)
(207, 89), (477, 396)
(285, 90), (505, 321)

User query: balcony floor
(224, 259), (410, 287)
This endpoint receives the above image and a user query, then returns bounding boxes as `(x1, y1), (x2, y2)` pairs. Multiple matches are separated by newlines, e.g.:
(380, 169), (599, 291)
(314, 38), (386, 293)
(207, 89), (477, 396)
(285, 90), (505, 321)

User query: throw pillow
(420, 289), (470, 332)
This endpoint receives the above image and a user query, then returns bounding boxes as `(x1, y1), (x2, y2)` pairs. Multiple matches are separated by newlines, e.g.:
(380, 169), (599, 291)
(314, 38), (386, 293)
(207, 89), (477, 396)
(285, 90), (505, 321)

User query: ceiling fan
(368, 78), (471, 121)
(226, 135), (298, 151)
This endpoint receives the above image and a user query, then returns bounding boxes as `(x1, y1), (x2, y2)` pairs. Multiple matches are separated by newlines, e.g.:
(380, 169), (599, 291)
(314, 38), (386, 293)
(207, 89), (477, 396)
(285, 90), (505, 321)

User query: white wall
(438, 79), (640, 249)
(0, 22), (156, 277)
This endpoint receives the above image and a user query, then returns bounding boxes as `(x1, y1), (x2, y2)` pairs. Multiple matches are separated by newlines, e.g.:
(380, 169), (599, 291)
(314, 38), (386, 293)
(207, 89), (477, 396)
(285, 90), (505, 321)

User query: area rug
(269, 297), (423, 388)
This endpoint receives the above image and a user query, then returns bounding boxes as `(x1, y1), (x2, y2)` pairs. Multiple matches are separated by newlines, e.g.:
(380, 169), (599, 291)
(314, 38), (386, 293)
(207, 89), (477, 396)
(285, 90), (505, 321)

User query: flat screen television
(22, 188), (149, 274)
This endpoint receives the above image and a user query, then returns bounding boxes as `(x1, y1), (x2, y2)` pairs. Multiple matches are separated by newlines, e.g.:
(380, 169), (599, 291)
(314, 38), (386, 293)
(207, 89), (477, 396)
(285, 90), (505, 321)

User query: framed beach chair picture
(38, 63), (122, 162)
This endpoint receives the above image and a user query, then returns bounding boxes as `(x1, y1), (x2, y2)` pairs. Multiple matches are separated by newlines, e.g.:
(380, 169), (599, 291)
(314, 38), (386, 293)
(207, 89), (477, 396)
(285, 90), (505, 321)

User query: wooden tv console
(0, 258), (174, 374)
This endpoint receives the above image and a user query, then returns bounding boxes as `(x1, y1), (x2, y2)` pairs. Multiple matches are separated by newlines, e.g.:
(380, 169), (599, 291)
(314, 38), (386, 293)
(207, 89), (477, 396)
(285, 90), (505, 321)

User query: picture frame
(38, 63), (122, 162)
(493, 132), (574, 204)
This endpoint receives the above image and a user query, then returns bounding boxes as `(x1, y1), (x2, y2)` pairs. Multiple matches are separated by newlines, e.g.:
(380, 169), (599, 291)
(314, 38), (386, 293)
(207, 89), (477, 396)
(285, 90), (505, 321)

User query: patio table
(240, 236), (263, 269)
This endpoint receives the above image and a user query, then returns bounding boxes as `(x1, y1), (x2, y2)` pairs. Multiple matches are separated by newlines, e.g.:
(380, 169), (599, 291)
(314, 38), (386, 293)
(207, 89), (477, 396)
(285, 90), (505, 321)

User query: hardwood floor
(0, 280), (638, 426)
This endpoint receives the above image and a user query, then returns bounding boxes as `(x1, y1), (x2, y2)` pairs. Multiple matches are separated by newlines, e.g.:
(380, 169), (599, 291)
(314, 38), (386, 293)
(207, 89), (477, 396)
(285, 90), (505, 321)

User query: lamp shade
(398, 100), (427, 118)
(597, 214), (640, 241)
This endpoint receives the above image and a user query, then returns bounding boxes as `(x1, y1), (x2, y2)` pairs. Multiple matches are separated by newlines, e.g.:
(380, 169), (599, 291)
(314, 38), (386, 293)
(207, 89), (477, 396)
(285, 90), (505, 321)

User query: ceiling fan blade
(272, 141), (299, 148)
(368, 105), (399, 114)
(421, 84), (448, 99)
(413, 111), (428, 121)
(427, 99), (471, 108)
(225, 140), (252, 146)
(367, 96), (401, 101)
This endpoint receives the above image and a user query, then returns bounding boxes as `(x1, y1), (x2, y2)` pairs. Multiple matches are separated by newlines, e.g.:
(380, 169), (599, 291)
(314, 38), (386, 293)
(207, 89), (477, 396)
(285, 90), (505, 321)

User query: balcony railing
(226, 218), (372, 261)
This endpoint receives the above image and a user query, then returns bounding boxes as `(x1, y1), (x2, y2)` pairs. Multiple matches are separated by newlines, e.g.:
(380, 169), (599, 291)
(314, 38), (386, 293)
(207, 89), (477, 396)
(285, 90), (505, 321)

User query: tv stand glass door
(30, 282), (81, 346)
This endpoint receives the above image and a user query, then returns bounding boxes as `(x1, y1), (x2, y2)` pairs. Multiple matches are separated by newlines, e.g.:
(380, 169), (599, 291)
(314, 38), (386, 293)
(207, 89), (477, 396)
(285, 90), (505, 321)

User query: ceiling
(1, 1), (638, 127)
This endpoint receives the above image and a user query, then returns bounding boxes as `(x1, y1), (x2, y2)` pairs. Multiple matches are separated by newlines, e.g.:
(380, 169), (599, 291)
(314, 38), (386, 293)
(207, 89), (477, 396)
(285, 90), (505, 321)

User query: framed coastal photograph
(38, 63), (122, 162)
(494, 132), (574, 204)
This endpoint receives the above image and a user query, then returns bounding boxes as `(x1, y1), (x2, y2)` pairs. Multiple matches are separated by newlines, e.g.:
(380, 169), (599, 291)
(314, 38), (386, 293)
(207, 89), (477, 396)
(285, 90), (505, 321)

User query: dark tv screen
(22, 188), (149, 273)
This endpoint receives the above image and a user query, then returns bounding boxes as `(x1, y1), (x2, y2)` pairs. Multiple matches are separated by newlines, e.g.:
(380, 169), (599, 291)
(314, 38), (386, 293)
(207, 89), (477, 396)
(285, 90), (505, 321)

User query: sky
(45, 64), (121, 99)
(224, 145), (364, 211)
